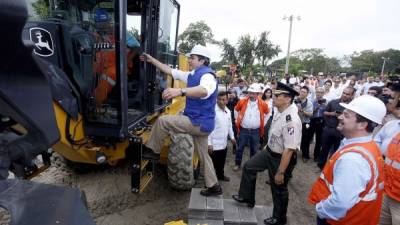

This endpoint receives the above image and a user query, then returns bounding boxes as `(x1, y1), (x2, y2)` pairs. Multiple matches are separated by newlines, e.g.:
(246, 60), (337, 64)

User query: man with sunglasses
(232, 82), (301, 225)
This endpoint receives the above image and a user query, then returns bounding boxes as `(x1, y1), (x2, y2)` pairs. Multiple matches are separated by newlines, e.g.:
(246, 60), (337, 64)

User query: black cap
(275, 82), (299, 97)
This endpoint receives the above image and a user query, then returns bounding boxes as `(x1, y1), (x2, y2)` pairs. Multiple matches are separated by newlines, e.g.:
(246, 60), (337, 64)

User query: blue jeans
(235, 127), (260, 166)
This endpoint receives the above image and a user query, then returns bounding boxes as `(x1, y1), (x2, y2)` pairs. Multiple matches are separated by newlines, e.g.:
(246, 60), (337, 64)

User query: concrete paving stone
(188, 219), (224, 225)
(254, 206), (273, 225)
(189, 188), (206, 211)
(188, 210), (206, 219)
(223, 199), (241, 224)
(238, 206), (257, 225)
(206, 195), (223, 211)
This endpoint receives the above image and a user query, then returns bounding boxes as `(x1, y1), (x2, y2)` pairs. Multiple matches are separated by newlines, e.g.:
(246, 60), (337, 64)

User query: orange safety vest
(383, 132), (400, 202)
(234, 96), (269, 137)
(308, 141), (384, 225)
(93, 34), (135, 104)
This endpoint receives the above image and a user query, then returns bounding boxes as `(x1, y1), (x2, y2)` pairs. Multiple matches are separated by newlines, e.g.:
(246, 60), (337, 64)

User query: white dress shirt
(316, 135), (373, 220)
(374, 119), (400, 156)
(208, 105), (235, 150)
(171, 69), (217, 99)
(239, 100), (261, 129)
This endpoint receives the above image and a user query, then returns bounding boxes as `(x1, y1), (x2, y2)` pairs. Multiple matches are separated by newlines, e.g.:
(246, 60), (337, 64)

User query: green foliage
(255, 31), (281, 67)
(350, 49), (400, 74)
(31, 0), (50, 20)
(218, 38), (238, 64)
(178, 21), (214, 53)
(237, 34), (256, 68)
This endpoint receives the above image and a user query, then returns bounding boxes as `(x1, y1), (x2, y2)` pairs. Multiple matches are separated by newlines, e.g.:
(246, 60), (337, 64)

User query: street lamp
(381, 57), (390, 76)
(283, 15), (301, 75)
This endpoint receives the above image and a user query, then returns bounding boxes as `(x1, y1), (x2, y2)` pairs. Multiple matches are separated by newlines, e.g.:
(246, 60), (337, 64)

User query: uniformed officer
(232, 82), (302, 225)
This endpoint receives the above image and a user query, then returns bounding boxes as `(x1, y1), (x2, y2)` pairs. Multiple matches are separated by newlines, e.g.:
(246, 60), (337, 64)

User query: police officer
(232, 82), (301, 225)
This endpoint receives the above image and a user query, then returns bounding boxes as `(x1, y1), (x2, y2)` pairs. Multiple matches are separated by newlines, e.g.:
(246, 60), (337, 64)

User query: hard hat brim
(339, 102), (382, 124)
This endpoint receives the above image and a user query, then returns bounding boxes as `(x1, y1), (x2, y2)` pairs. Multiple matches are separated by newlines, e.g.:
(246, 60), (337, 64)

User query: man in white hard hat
(309, 95), (386, 225)
(233, 83), (270, 171)
(141, 45), (222, 196)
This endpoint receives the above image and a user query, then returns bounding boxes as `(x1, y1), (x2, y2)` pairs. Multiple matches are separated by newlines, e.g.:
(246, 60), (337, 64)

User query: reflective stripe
(385, 156), (400, 170)
(321, 146), (379, 202)
(320, 173), (334, 192)
(101, 74), (116, 86)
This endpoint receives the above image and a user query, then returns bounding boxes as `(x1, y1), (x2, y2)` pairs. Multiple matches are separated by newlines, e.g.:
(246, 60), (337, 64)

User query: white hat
(318, 72), (324, 76)
(185, 45), (211, 60)
(247, 83), (263, 93)
(339, 95), (386, 124)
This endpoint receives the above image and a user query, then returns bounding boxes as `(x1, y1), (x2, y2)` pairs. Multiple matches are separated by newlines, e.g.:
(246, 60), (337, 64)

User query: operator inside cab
(92, 8), (140, 105)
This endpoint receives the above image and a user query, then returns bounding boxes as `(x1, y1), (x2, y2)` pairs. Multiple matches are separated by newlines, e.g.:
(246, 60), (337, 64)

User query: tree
(127, 27), (140, 41)
(237, 34), (256, 69)
(31, 0), (50, 20)
(177, 21), (214, 53)
(255, 31), (281, 67)
(350, 49), (400, 74)
(218, 38), (237, 64)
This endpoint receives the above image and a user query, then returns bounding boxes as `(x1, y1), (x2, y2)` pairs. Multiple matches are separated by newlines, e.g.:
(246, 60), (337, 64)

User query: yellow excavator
(0, 0), (199, 197)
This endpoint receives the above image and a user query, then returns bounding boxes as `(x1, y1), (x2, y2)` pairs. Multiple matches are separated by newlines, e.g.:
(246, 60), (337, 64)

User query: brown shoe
(200, 184), (222, 196)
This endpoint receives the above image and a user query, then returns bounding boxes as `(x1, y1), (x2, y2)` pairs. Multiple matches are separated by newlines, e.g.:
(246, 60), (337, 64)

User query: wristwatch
(180, 88), (187, 97)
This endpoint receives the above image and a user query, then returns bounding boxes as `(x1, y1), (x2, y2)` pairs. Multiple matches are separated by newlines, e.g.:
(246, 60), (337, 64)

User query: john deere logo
(29, 27), (54, 57)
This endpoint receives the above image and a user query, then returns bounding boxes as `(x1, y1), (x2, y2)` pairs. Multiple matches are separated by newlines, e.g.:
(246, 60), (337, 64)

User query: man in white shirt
(234, 83), (270, 170)
(208, 92), (236, 181)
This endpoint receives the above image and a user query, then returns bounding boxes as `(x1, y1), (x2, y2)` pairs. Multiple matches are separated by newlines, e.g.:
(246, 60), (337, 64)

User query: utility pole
(283, 15), (300, 75)
(381, 57), (389, 76)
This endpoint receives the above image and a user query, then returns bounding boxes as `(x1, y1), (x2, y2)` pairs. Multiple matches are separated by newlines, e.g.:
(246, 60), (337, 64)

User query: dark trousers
(318, 127), (342, 169)
(238, 149), (297, 221)
(210, 148), (227, 179)
(235, 128), (260, 166)
(309, 117), (324, 160)
(317, 217), (330, 225)
(300, 123), (312, 159)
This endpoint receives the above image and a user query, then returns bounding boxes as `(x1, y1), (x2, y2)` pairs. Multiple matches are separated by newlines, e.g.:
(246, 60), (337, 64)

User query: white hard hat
(247, 83), (263, 93)
(185, 45), (211, 60)
(339, 95), (386, 124)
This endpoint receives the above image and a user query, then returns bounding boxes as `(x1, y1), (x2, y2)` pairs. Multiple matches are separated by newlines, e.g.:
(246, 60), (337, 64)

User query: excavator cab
(0, 0), (192, 194)
(23, 0), (180, 139)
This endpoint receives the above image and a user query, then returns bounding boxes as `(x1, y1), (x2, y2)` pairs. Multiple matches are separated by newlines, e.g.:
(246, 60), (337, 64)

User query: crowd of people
(141, 44), (400, 225)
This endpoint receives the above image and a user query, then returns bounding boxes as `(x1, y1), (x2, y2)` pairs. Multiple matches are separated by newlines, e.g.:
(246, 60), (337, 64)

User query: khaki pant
(380, 194), (400, 225)
(145, 115), (218, 187)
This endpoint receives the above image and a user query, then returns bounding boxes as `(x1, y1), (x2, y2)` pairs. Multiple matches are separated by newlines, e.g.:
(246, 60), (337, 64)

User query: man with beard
(309, 95), (386, 225)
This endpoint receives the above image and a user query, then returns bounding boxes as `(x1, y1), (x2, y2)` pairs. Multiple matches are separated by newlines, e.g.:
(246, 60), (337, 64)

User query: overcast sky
(176, 0), (399, 62)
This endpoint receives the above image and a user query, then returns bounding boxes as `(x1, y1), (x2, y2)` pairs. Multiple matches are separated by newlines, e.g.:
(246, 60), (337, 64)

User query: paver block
(238, 206), (257, 225)
(188, 219), (224, 225)
(223, 199), (241, 224)
(189, 188), (206, 210)
(206, 196), (223, 219)
(188, 188), (207, 219)
(254, 205), (273, 225)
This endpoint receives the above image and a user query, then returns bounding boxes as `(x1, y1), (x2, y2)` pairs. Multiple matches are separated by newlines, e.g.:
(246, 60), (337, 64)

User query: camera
(335, 110), (343, 115)
(379, 94), (391, 104)
(317, 99), (326, 104)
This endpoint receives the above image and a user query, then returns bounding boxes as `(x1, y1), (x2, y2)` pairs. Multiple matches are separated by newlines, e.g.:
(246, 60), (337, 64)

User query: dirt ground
(2, 143), (321, 225)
